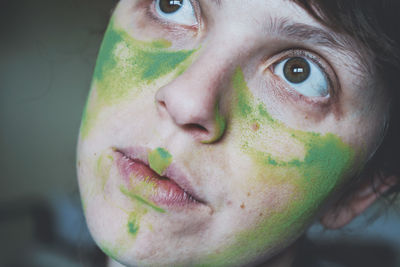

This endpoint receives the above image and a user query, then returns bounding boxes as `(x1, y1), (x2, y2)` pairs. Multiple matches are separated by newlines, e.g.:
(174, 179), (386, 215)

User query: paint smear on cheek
(231, 67), (354, 191)
(229, 133), (354, 262)
(80, 18), (197, 138)
(202, 68), (355, 265)
(232, 68), (306, 163)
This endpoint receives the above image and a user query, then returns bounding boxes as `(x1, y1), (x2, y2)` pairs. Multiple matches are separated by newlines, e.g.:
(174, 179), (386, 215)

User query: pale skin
(77, 0), (396, 266)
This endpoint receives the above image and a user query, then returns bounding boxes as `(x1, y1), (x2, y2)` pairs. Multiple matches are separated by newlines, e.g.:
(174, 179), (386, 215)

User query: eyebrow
(277, 18), (371, 74)
(207, 2), (348, 51)
(208, 2), (367, 73)
(268, 18), (348, 50)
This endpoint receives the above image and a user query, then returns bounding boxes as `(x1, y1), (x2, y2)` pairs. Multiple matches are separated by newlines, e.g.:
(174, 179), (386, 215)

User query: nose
(155, 50), (229, 143)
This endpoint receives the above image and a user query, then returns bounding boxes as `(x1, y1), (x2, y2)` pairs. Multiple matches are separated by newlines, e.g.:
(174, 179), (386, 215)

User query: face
(77, 0), (388, 266)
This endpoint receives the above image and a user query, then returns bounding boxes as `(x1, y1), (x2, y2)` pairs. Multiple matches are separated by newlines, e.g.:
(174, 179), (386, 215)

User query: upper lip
(113, 146), (207, 205)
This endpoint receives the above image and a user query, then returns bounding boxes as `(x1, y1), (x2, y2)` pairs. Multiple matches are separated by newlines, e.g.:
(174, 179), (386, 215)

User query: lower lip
(115, 151), (200, 208)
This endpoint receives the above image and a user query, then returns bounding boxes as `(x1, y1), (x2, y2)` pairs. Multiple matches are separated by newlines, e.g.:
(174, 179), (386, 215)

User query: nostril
(183, 123), (209, 135)
(158, 100), (167, 109)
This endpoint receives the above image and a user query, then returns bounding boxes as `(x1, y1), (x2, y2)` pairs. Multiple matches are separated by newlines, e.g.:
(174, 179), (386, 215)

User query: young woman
(77, 0), (400, 266)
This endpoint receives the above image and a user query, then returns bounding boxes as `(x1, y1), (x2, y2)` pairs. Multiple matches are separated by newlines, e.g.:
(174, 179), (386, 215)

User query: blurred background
(1, 0), (116, 266)
(0, 1), (399, 266)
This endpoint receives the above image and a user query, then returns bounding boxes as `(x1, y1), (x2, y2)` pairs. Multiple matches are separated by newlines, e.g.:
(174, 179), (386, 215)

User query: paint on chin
(120, 185), (166, 214)
(200, 68), (355, 266)
(80, 17), (197, 138)
(93, 150), (162, 258)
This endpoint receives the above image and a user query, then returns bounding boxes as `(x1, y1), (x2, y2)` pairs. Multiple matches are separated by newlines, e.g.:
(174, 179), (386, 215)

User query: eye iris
(159, 0), (184, 14)
(283, 57), (310, 84)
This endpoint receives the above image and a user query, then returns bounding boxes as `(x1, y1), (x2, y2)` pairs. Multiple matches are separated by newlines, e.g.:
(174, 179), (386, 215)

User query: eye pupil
(283, 57), (310, 84)
(159, 0), (184, 14)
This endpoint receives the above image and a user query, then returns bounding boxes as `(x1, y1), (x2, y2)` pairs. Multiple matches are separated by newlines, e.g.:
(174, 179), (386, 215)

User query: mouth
(113, 147), (206, 210)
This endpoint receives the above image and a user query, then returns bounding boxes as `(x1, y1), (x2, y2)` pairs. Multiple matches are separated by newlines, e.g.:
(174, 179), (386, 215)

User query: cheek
(225, 68), (355, 252)
(80, 17), (197, 139)
(231, 66), (354, 197)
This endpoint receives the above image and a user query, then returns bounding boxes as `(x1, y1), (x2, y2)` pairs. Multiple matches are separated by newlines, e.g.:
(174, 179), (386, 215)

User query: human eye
(154, 0), (198, 26)
(272, 51), (332, 98)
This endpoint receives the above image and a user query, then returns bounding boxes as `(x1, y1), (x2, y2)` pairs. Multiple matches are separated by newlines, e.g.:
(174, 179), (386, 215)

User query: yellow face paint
(148, 147), (173, 176)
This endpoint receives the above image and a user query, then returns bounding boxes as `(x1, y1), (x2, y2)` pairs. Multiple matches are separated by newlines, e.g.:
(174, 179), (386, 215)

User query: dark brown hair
(292, 0), (400, 198)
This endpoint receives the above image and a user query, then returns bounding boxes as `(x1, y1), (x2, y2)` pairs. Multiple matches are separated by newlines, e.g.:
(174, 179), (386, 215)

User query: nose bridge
(178, 41), (237, 101)
(155, 39), (242, 143)
(185, 24), (256, 94)
(159, 21), (254, 106)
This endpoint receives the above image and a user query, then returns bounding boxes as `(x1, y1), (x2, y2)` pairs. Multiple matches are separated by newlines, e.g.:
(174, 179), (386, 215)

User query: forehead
(202, 0), (354, 51)
(202, 0), (372, 88)
(203, 0), (317, 24)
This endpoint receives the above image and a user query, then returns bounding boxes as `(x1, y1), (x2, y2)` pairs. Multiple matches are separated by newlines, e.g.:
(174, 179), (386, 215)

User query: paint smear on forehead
(201, 68), (355, 266)
(80, 17), (197, 138)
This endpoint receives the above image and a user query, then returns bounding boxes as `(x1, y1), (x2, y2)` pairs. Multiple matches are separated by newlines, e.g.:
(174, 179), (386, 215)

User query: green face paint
(201, 103), (227, 144)
(231, 67), (354, 187)
(94, 151), (163, 246)
(127, 210), (148, 238)
(232, 67), (254, 118)
(80, 18), (197, 138)
(81, 11), (359, 265)
(120, 184), (165, 238)
(127, 216), (139, 235)
(96, 152), (114, 191)
(199, 67), (355, 266)
(120, 186), (166, 213)
(148, 147), (173, 176)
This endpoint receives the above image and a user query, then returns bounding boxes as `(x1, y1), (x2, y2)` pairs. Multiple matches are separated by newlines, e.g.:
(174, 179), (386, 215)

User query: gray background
(1, 1), (115, 266)
(1, 1), (399, 266)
